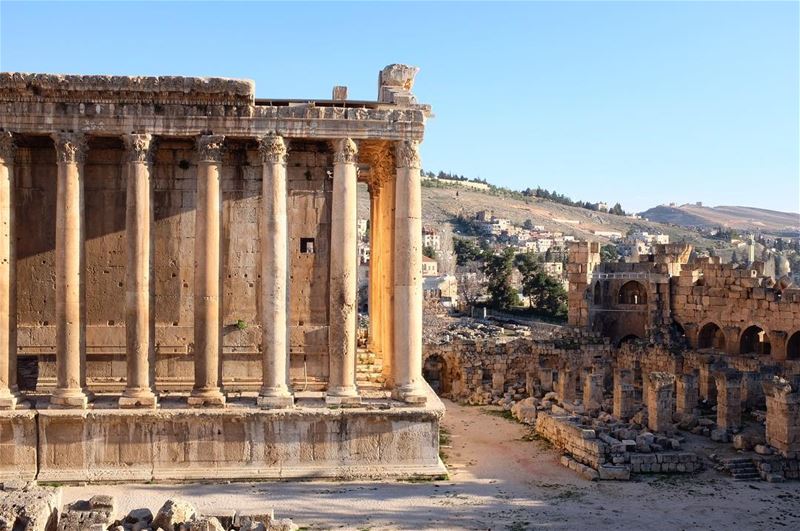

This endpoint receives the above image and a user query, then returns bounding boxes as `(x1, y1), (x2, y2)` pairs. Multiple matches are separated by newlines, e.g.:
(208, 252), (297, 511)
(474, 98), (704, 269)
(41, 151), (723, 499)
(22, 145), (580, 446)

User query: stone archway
(618, 281), (647, 305)
(617, 334), (641, 347)
(740, 325), (771, 356)
(787, 331), (800, 360)
(423, 354), (450, 396)
(698, 322), (726, 350)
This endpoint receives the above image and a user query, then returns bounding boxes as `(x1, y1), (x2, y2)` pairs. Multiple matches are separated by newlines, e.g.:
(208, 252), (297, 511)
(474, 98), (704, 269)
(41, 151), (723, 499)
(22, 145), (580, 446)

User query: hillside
(639, 204), (800, 234)
(357, 182), (725, 252)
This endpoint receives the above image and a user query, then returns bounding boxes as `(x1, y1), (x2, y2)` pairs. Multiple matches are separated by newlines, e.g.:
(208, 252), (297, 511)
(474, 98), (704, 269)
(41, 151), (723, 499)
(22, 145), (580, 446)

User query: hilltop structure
(0, 65), (446, 482)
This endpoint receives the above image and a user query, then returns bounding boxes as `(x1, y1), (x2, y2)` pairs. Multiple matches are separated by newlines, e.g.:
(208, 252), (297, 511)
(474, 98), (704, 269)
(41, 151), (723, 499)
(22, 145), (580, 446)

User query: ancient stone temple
(0, 64), (445, 482)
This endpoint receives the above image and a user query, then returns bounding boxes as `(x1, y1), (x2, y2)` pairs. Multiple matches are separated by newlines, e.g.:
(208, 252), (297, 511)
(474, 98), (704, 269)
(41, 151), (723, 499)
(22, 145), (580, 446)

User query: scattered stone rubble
(0, 490), (297, 531)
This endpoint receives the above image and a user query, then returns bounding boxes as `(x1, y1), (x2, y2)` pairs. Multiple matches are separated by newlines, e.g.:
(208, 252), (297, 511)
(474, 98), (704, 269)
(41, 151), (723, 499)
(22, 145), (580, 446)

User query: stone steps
(722, 457), (761, 481)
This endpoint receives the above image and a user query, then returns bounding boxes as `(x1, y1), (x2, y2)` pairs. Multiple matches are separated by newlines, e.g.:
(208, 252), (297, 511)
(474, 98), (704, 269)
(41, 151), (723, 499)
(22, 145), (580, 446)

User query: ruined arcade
(0, 65), (446, 483)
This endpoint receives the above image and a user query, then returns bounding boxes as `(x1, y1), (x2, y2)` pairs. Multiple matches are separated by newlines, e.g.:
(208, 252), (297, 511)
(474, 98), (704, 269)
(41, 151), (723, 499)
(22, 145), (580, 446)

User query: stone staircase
(356, 349), (385, 388)
(722, 457), (761, 481)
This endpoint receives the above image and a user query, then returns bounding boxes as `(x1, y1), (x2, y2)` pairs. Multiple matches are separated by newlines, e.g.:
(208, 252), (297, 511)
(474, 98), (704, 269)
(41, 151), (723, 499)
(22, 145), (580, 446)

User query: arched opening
(617, 334), (641, 347)
(740, 325), (771, 356)
(423, 354), (450, 396)
(698, 322), (726, 350)
(593, 282), (602, 305)
(618, 281), (647, 305)
(787, 331), (800, 360)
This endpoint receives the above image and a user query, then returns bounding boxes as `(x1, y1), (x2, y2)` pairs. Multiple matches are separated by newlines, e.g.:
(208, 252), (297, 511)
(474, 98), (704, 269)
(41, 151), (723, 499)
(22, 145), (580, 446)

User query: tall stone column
(326, 138), (360, 404)
(257, 134), (293, 408)
(51, 132), (90, 408)
(119, 134), (158, 408)
(0, 132), (22, 409)
(392, 140), (426, 404)
(188, 135), (226, 407)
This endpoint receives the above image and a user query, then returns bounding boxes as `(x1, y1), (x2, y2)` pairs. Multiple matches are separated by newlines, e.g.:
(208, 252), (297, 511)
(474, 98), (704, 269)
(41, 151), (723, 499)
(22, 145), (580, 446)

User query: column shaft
(393, 140), (426, 403)
(367, 189), (380, 354)
(120, 134), (157, 408)
(51, 132), (89, 408)
(326, 138), (360, 403)
(0, 132), (21, 409)
(257, 134), (293, 408)
(189, 135), (226, 407)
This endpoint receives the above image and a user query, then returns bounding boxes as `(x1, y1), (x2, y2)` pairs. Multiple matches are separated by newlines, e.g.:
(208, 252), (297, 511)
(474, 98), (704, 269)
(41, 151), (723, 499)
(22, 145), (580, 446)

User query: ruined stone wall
(672, 257), (800, 361)
(422, 329), (612, 404)
(14, 138), (333, 391)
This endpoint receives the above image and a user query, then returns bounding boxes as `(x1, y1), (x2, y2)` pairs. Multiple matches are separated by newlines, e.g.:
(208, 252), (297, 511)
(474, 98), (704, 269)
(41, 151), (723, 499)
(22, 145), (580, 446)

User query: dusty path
(63, 400), (800, 530)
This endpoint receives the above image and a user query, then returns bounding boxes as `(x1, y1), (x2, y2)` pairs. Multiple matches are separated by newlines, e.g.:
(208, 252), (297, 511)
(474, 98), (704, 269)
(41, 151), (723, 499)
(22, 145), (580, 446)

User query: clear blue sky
(1, 1), (798, 213)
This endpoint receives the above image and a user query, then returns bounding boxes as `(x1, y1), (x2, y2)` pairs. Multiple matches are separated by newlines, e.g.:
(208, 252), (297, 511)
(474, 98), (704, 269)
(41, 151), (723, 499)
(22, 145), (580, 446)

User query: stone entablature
(0, 70), (430, 141)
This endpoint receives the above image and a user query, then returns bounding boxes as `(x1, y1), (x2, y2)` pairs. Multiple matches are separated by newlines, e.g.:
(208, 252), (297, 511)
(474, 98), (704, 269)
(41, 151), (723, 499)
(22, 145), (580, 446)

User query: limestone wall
(14, 139), (334, 391)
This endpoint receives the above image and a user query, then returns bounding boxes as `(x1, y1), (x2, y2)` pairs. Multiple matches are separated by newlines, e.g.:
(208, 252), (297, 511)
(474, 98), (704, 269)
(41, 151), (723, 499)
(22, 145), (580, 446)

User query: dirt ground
(63, 400), (800, 530)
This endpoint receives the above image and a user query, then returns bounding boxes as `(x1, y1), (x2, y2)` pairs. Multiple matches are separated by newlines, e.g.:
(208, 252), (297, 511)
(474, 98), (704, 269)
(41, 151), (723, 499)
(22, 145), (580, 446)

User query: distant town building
(423, 275), (459, 307)
(357, 218), (368, 241)
(422, 227), (441, 250)
(422, 255), (439, 276)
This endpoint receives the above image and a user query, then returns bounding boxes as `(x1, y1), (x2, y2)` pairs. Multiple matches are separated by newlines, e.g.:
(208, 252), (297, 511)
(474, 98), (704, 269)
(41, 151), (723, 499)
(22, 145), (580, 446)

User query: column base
(50, 388), (90, 409)
(119, 389), (158, 409)
(188, 388), (226, 408)
(257, 394), (294, 409)
(0, 389), (28, 410)
(325, 386), (361, 406)
(392, 384), (427, 405)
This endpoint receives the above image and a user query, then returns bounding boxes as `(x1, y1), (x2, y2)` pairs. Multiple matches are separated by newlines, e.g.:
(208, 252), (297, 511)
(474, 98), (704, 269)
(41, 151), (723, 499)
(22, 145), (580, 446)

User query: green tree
(453, 238), (483, 266)
(610, 203), (626, 216)
(422, 245), (437, 259)
(600, 244), (619, 263)
(483, 248), (518, 310)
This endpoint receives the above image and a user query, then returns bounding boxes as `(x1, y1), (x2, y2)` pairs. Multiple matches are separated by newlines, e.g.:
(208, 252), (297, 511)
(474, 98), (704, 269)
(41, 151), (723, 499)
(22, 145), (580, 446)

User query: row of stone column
(0, 131), (426, 409)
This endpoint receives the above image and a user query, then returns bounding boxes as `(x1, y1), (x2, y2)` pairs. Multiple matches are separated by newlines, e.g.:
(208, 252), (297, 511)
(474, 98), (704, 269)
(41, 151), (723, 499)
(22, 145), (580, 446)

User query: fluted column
(0, 132), (22, 409)
(188, 135), (226, 407)
(326, 138), (360, 404)
(119, 134), (158, 408)
(367, 187), (381, 354)
(257, 134), (293, 408)
(51, 132), (90, 408)
(393, 140), (426, 403)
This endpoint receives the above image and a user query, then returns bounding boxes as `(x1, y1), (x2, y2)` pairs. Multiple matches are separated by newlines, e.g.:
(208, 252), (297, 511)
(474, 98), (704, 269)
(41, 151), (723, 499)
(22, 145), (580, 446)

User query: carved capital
(122, 133), (157, 165)
(0, 132), (15, 164)
(52, 132), (88, 164)
(395, 140), (421, 169)
(258, 133), (288, 165)
(196, 134), (225, 162)
(332, 138), (358, 165)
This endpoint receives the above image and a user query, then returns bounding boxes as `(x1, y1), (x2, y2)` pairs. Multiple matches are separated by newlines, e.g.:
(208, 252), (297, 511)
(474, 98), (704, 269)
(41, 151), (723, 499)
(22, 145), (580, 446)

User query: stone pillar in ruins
(697, 356), (716, 404)
(188, 135), (226, 407)
(326, 138), (360, 404)
(763, 376), (800, 456)
(257, 134), (293, 408)
(51, 132), (90, 408)
(0, 132), (22, 409)
(566, 241), (600, 327)
(557, 365), (577, 403)
(613, 368), (635, 419)
(646, 372), (675, 433)
(392, 140), (426, 404)
(583, 370), (604, 412)
(119, 134), (158, 408)
(675, 371), (698, 415)
(715, 369), (742, 431)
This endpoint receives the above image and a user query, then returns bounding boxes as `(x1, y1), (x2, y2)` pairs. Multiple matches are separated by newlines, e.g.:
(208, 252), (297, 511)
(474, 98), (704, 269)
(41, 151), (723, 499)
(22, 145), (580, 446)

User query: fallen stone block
(0, 486), (61, 531)
(153, 499), (198, 531)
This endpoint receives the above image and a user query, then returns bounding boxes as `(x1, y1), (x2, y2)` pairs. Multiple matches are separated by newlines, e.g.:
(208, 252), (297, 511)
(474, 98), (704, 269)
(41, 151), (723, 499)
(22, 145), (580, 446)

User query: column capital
(332, 138), (358, 165)
(395, 139), (421, 169)
(0, 132), (15, 164)
(122, 133), (157, 165)
(258, 133), (288, 165)
(52, 132), (88, 164)
(196, 134), (225, 163)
